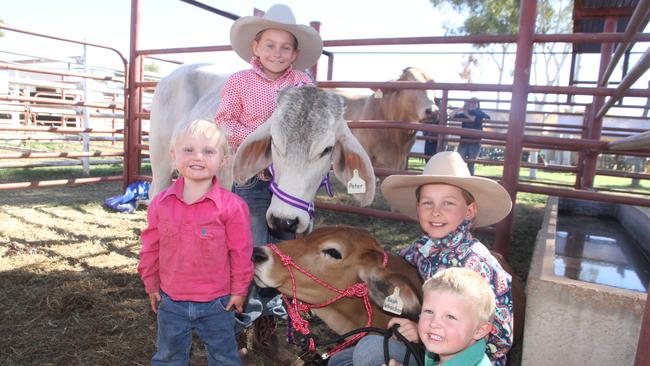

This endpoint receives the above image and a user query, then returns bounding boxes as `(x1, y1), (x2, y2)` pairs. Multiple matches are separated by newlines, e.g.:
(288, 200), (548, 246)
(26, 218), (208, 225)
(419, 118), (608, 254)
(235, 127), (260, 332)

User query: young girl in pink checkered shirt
(214, 4), (323, 353)
(215, 3), (322, 247)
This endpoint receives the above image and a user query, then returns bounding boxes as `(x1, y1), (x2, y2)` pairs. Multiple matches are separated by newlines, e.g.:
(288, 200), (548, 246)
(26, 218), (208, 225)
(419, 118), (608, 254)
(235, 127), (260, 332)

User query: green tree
(0, 18), (5, 38)
(431, 0), (572, 107)
(144, 62), (160, 73)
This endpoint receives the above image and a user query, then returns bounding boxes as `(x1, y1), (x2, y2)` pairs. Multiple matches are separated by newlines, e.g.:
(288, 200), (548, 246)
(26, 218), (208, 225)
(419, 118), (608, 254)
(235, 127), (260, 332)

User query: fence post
(493, 0), (536, 256)
(125, 0), (142, 189)
(82, 44), (91, 176)
(581, 16), (617, 189)
(309, 21), (321, 79)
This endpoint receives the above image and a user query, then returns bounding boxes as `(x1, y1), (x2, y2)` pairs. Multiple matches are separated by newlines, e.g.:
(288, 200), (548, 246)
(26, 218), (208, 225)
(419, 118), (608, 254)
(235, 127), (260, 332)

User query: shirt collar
(250, 56), (294, 81)
(433, 339), (487, 366)
(159, 176), (222, 206)
(417, 220), (475, 256)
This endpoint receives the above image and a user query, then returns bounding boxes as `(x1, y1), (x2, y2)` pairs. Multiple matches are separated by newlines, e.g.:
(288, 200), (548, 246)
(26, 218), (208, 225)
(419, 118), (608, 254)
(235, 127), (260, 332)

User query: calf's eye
(321, 248), (342, 260)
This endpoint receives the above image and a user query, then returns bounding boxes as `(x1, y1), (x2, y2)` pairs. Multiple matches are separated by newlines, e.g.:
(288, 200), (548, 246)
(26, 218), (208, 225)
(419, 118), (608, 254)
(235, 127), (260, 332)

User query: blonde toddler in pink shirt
(138, 119), (253, 365)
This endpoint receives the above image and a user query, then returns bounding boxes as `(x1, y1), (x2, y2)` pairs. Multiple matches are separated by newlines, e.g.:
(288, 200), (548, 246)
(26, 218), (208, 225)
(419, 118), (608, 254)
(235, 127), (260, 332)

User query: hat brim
(230, 17), (323, 70)
(380, 175), (512, 228)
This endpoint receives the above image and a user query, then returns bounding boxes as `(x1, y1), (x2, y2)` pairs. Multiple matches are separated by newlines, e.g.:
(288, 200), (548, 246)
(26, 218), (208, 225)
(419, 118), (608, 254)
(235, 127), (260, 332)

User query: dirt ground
(0, 181), (539, 365)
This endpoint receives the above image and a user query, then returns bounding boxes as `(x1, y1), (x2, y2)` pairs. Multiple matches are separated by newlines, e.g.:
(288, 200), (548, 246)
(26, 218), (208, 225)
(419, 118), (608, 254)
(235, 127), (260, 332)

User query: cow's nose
(252, 247), (268, 263)
(270, 216), (299, 233)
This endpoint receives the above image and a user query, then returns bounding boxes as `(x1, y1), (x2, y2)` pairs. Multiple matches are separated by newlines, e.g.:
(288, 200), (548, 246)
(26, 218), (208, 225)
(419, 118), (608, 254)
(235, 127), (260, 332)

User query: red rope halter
(267, 243), (389, 359)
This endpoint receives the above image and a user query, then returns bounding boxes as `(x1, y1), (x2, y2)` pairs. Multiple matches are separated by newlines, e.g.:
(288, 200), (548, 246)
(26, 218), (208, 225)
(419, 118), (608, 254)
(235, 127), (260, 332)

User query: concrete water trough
(522, 197), (649, 365)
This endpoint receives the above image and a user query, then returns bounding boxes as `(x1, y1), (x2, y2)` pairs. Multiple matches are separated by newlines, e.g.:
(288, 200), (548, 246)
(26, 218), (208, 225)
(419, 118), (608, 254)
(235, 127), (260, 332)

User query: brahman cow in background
(148, 63), (375, 234)
(253, 226), (526, 348)
(332, 67), (438, 171)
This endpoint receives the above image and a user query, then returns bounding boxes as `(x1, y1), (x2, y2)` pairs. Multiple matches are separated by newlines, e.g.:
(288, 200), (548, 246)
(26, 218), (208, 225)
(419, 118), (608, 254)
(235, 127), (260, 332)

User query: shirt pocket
(195, 224), (227, 259)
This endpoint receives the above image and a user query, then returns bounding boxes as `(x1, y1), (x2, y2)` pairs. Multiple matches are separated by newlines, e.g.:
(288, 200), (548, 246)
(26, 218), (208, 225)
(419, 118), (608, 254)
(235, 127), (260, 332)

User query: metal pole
(595, 46), (650, 120)
(82, 44), (90, 176)
(309, 21), (321, 79)
(125, 0), (142, 189)
(179, 0), (239, 20)
(599, 0), (650, 86)
(582, 16), (618, 189)
(493, 0), (537, 257)
(438, 90), (448, 153)
(327, 53), (334, 81)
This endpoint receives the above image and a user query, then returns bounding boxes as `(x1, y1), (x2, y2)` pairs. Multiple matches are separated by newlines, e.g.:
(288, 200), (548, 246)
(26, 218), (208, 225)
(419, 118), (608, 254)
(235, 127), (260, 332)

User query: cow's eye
(321, 248), (342, 260)
(320, 146), (333, 158)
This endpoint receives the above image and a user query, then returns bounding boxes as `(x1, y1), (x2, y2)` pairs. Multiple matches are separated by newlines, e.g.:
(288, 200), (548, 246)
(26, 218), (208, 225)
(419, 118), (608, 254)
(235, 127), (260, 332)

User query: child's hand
(388, 317), (420, 343)
(148, 292), (161, 313)
(381, 360), (404, 366)
(225, 295), (246, 313)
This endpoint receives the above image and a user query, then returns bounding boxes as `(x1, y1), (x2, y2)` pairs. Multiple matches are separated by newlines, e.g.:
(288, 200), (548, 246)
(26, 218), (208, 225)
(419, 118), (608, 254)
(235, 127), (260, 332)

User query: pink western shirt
(214, 56), (314, 152)
(138, 177), (253, 302)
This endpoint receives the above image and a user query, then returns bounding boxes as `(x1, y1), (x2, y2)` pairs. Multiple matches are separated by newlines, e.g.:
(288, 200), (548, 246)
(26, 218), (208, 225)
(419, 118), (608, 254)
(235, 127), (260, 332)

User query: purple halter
(267, 164), (333, 218)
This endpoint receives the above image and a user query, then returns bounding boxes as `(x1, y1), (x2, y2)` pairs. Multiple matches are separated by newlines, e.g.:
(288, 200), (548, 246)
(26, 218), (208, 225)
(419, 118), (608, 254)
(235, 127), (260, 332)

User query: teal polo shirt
(425, 339), (491, 366)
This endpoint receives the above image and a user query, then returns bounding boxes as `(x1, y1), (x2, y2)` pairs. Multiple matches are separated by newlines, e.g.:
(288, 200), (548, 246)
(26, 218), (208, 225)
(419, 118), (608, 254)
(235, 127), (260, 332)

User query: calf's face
(253, 226), (423, 334)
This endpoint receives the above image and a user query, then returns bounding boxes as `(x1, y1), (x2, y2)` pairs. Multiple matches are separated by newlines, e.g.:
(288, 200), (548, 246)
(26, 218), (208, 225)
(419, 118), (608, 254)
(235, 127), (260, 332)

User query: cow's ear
(360, 269), (421, 320)
(233, 121), (272, 184)
(332, 123), (376, 207)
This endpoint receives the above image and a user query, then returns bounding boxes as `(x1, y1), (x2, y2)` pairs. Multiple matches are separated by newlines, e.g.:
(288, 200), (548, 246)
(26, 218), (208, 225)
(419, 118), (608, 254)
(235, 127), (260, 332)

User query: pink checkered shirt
(215, 57), (314, 152)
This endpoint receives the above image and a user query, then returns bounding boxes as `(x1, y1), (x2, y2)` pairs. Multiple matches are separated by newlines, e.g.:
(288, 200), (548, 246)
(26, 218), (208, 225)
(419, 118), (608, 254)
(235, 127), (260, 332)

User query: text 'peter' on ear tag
(374, 89), (383, 99)
(383, 287), (404, 315)
(347, 169), (366, 194)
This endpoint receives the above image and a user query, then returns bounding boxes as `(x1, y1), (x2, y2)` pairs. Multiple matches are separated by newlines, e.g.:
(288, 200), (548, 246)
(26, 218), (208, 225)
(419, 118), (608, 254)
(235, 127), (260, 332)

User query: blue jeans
(153, 292), (241, 366)
(327, 335), (420, 366)
(423, 132), (437, 156)
(232, 176), (294, 248)
(457, 142), (481, 175)
(232, 177), (291, 331)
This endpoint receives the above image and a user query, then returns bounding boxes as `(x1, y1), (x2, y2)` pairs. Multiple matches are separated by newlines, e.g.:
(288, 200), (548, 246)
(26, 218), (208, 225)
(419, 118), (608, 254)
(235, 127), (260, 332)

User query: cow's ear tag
(374, 89), (383, 99)
(383, 287), (404, 315)
(347, 169), (366, 194)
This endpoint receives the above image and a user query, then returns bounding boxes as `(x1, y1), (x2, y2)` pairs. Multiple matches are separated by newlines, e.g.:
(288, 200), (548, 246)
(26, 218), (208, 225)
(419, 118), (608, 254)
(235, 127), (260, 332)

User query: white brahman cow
(148, 63), (375, 234)
(332, 67), (438, 171)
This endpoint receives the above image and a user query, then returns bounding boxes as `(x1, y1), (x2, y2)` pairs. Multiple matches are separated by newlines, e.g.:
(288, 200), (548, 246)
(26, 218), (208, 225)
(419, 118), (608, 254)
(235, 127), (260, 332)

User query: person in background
(422, 110), (439, 157)
(138, 119), (253, 366)
(455, 97), (489, 175)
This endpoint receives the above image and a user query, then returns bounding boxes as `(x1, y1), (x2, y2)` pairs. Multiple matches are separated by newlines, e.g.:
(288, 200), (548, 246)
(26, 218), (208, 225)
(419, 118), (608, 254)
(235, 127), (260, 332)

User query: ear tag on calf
(347, 169), (366, 194)
(374, 89), (383, 99)
(383, 287), (404, 315)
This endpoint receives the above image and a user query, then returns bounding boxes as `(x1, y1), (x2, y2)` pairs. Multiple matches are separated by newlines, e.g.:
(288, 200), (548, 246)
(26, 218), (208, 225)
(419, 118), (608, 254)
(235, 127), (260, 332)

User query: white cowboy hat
(230, 4), (323, 70)
(380, 151), (512, 227)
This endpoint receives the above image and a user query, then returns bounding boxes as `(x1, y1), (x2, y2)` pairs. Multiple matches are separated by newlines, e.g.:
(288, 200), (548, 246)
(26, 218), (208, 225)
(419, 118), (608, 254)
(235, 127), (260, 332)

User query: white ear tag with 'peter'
(347, 169), (366, 194)
(383, 287), (404, 315)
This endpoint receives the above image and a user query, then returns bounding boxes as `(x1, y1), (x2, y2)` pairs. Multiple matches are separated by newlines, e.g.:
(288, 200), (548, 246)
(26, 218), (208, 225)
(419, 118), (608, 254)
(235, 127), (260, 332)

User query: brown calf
(253, 226), (422, 336)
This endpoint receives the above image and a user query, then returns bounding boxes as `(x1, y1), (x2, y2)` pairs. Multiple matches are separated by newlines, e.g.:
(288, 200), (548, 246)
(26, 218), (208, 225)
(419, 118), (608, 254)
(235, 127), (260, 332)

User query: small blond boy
(419, 267), (495, 365)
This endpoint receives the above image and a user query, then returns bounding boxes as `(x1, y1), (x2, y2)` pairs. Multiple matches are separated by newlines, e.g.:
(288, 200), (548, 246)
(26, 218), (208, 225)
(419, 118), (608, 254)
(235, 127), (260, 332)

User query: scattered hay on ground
(1, 181), (542, 365)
